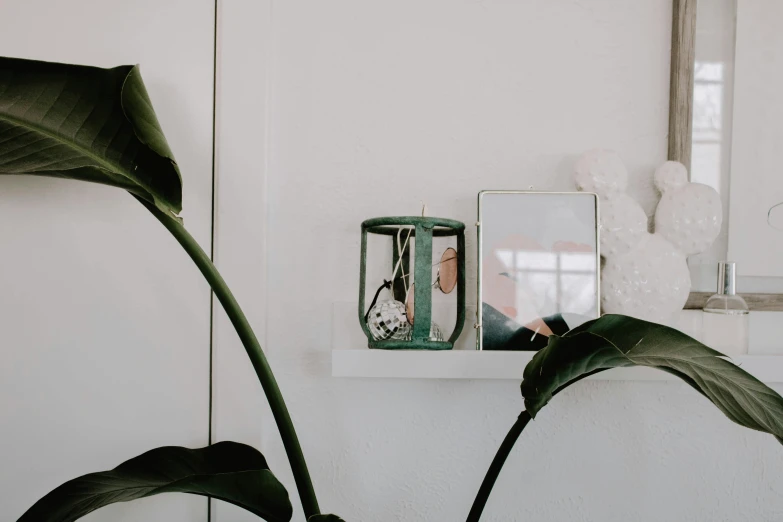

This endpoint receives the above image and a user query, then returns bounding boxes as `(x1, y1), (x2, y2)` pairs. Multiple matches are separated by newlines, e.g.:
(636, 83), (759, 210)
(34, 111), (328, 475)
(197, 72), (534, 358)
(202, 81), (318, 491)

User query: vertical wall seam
(208, 0), (220, 520)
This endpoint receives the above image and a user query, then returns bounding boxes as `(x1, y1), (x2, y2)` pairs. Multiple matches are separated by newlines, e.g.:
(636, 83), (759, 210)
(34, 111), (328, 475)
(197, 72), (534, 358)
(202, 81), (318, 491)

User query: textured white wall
(0, 1), (215, 520)
(209, 0), (783, 520)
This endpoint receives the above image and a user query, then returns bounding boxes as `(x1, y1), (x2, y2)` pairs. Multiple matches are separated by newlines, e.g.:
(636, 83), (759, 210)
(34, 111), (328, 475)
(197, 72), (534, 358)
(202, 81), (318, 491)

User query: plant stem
(139, 198), (321, 519)
(466, 411), (532, 522)
(466, 371), (599, 521)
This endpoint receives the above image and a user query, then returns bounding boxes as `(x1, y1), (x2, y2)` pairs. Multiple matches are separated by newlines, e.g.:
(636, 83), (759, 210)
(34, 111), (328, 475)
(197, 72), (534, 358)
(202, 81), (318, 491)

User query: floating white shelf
(332, 302), (783, 382)
(331, 350), (783, 382)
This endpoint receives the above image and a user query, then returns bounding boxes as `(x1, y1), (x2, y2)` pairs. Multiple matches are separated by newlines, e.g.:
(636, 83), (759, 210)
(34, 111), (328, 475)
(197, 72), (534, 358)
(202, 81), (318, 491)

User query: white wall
(214, 0), (783, 521)
(0, 1), (215, 520)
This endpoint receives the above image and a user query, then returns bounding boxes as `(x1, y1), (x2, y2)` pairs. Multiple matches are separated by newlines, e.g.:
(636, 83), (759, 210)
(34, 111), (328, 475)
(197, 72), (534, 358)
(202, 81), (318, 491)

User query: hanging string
(364, 279), (393, 323)
(365, 227), (412, 324)
(391, 226), (412, 299)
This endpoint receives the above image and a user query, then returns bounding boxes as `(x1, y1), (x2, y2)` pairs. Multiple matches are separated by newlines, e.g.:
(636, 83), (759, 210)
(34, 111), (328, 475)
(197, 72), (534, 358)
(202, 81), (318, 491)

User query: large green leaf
(17, 441), (292, 522)
(0, 56), (182, 216)
(521, 314), (783, 440)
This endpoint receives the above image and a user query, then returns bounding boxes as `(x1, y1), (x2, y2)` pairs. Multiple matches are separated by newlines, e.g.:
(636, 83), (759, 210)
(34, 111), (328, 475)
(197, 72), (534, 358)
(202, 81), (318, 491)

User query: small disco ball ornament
(428, 321), (444, 341)
(367, 300), (411, 341)
(402, 320), (444, 342)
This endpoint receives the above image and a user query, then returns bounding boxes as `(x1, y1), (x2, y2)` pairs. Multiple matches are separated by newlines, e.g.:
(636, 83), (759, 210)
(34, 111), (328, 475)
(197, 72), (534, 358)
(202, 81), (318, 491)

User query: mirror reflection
(689, 0), (783, 293)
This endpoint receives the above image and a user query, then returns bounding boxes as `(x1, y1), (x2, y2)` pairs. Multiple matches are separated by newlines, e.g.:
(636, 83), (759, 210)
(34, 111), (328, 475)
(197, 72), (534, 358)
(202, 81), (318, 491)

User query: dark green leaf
(0, 56), (182, 216)
(308, 516), (346, 521)
(17, 441), (292, 522)
(521, 314), (783, 440)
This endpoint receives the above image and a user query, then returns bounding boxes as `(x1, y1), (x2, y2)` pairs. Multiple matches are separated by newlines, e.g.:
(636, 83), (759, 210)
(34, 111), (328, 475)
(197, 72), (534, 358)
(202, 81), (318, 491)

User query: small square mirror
(477, 191), (600, 350)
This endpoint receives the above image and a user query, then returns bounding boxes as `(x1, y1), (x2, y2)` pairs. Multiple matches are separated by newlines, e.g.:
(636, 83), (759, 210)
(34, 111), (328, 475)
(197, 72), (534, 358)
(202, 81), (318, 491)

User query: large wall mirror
(670, 0), (783, 310)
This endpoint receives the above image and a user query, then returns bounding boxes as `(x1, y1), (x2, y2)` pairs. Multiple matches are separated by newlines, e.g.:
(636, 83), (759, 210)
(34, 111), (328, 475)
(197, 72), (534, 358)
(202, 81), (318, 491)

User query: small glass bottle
(702, 262), (749, 355)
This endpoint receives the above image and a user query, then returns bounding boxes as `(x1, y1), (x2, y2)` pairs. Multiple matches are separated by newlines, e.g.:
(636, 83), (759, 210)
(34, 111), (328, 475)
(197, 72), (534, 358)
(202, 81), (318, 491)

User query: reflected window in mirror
(691, 0), (735, 196)
(688, 0), (736, 291)
(692, 61), (725, 191)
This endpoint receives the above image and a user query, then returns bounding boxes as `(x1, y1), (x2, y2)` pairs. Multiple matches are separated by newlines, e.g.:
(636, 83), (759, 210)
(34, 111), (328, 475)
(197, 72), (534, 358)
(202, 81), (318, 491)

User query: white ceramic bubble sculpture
(574, 150), (722, 324)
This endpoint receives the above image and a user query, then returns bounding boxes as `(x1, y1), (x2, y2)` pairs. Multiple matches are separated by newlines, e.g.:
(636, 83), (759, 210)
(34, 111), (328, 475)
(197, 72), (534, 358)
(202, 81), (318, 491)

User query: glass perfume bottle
(702, 262), (749, 355)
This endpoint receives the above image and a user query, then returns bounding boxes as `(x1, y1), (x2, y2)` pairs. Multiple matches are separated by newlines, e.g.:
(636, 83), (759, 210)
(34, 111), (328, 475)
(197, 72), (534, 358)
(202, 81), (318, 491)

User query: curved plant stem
(466, 411), (531, 522)
(466, 373), (598, 521)
(139, 198), (321, 519)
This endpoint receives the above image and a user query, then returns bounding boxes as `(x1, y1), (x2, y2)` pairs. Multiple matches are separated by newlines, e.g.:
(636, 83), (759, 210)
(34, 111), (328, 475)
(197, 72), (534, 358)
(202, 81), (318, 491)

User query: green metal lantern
(359, 216), (466, 350)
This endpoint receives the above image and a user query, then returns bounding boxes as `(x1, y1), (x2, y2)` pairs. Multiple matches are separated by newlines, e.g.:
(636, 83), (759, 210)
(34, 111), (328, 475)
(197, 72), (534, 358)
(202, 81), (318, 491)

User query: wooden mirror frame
(668, 0), (783, 311)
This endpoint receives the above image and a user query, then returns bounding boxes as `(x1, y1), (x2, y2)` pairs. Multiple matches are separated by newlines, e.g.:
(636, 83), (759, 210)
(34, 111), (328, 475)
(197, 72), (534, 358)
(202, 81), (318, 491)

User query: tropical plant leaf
(16, 441), (292, 522)
(0, 56), (182, 216)
(521, 314), (783, 441)
(308, 516), (346, 521)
